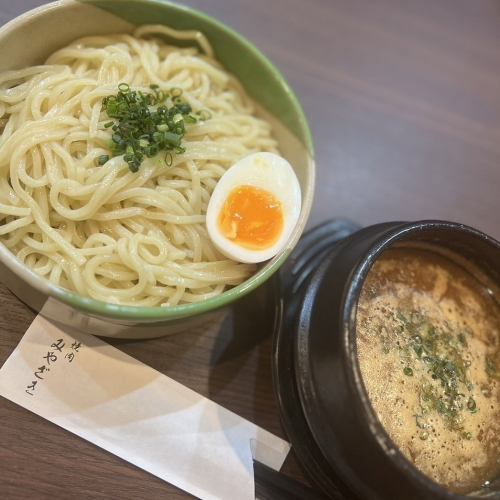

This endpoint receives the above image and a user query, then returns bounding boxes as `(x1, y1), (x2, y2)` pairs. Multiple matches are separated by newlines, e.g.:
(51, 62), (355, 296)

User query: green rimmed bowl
(0, 0), (314, 338)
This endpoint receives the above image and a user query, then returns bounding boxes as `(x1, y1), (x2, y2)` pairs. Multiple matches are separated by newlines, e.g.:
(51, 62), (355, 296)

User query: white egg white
(206, 152), (301, 263)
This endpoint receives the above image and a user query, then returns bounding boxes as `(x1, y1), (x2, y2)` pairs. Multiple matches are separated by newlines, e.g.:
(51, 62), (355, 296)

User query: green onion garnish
(97, 155), (109, 166)
(101, 83), (202, 172)
(165, 152), (173, 167)
(467, 397), (477, 412)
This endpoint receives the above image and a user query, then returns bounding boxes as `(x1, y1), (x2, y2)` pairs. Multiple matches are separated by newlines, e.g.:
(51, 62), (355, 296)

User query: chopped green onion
(163, 132), (181, 147)
(101, 82), (205, 172)
(97, 155), (109, 166)
(467, 397), (477, 412)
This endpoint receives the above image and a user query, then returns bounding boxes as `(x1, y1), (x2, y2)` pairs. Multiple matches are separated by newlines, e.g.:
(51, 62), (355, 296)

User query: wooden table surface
(1, 0), (500, 498)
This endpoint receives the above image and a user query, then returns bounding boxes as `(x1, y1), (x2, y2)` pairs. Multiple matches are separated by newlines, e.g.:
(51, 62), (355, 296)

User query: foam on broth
(356, 245), (500, 495)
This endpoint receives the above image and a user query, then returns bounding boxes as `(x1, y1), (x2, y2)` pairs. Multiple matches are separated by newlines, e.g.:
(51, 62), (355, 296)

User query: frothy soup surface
(356, 246), (500, 494)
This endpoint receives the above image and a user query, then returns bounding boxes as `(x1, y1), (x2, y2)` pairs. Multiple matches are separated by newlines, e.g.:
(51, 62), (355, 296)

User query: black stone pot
(273, 219), (500, 500)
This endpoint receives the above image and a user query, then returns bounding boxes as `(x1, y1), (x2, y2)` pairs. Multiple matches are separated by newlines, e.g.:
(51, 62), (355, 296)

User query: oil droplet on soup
(356, 246), (500, 495)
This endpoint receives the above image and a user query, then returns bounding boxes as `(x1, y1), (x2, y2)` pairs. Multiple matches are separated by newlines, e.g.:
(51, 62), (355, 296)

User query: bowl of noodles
(0, 0), (314, 338)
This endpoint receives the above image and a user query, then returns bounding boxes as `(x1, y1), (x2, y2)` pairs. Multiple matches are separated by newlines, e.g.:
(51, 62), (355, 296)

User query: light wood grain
(1, 0), (500, 498)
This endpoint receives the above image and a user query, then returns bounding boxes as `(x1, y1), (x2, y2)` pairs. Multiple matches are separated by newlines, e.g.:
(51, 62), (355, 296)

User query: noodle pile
(0, 25), (278, 306)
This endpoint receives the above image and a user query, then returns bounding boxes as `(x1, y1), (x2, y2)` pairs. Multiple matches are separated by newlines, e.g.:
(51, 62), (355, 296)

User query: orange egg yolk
(218, 185), (284, 250)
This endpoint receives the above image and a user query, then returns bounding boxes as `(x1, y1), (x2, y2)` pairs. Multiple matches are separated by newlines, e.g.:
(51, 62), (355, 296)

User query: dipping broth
(356, 246), (500, 495)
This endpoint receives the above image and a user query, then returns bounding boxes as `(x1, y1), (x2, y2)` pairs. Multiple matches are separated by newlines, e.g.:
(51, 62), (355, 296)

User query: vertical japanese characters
(25, 339), (82, 396)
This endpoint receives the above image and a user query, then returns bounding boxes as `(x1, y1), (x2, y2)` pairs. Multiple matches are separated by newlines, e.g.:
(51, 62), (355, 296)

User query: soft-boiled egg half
(206, 152), (301, 263)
